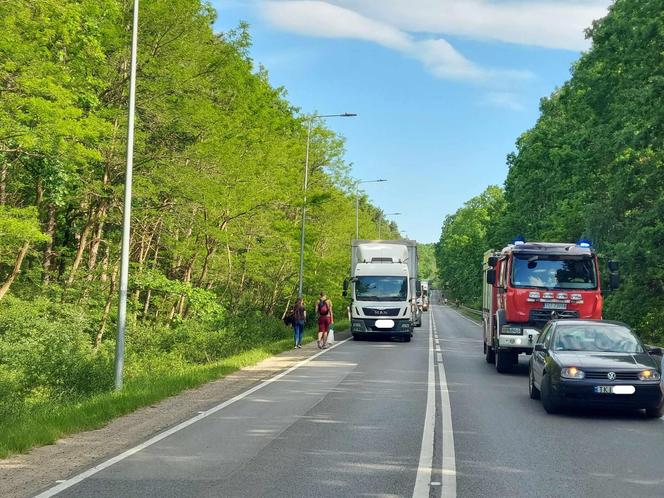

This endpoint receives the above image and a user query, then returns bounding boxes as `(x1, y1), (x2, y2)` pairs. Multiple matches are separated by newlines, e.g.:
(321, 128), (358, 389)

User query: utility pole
(115, 0), (139, 390)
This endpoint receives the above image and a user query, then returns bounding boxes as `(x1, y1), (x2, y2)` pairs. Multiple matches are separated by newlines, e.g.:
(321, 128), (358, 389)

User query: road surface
(38, 306), (664, 497)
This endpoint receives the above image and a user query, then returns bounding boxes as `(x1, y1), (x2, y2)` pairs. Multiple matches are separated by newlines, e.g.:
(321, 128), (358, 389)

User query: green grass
(0, 321), (347, 459)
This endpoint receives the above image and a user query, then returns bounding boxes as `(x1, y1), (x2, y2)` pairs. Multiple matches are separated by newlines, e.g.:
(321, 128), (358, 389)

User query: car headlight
(561, 367), (585, 379)
(638, 370), (661, 381)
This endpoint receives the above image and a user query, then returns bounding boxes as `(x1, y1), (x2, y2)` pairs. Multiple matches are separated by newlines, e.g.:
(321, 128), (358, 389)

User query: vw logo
(607, 372), (616, 381)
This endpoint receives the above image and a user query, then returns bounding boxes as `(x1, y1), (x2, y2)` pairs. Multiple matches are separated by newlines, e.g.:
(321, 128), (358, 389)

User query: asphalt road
(39, 305), (664, 498)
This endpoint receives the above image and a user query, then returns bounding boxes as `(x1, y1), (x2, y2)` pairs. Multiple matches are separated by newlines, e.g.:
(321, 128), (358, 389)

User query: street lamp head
(341, 113), (358, 117)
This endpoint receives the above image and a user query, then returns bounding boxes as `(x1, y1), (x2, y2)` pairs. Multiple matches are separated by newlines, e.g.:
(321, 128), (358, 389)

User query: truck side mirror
(609, 273), (620, 291)
(416, 280), (422, 297)
(608, 260), (619, 272)
(486, 269), (496, 285)
(488, 256), (498, 267)
(342, 278), (349, 297)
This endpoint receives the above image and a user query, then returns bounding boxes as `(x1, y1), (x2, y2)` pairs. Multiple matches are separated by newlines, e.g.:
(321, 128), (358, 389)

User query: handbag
(327, 325), (335, 344)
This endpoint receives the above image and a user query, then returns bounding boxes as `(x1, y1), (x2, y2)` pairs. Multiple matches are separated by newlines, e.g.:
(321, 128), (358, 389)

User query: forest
(436, 0), (664, 345)
(0, 0), (399, 454)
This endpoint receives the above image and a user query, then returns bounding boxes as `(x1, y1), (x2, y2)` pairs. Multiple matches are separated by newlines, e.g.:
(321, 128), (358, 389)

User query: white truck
(420, 280), (430, 311)
(344, 240), (421, 342)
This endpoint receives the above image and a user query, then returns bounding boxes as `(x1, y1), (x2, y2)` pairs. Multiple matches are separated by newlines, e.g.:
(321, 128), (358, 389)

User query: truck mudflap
(351, 318), (412, 334)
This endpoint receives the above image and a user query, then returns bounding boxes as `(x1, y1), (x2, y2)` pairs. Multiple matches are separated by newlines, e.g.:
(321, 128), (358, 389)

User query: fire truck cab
(482, 240), (619, 373)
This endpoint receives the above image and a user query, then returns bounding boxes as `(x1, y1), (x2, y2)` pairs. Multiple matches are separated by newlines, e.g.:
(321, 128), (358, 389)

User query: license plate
(543, 303), (567, 310)
(374, 319), (395, 329)
(594, 385), (635, 395)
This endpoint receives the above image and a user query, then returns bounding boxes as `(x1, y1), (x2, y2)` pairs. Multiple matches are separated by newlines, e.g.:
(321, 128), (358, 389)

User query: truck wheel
(541, 373), (561, 414)
(485, 343), (495, 364)
(495, 349), (512, 373)
(529, 368), (540, 400)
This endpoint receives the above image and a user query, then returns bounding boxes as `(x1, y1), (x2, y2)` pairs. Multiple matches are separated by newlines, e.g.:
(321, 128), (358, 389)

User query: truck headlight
(561, 367), (585, 379)
(501, 326), (522, 335)
(638, 370), (661, 381)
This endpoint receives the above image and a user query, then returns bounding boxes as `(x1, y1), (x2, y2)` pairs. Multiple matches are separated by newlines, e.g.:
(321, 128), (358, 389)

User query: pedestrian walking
(291, 298), (306, 349)
(316, 292), (333, 349)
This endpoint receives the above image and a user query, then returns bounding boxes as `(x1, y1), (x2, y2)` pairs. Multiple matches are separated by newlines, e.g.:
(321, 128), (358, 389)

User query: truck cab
(483, 240), (618, 372)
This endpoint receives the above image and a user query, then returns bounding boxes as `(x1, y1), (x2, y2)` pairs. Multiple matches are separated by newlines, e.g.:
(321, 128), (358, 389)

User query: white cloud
(480, 91), (526, 111)
(260, 1), (533, 83)
(323, 0), (611, 51)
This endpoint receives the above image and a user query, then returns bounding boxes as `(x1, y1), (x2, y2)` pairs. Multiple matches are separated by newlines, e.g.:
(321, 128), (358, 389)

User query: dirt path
(0, 333), (348, 498)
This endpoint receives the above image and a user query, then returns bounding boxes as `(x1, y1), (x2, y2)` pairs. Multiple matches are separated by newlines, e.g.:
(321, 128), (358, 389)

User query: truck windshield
(511, 255), (597, 290)
(356, 276), (408, 302)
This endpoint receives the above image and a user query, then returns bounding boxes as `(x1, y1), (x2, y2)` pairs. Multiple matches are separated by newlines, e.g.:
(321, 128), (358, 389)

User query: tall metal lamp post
(379, 212), (401, 239)
(355, 179), (387, 239)
(298, 113), (357, 298)
(115, 0), (139, 390)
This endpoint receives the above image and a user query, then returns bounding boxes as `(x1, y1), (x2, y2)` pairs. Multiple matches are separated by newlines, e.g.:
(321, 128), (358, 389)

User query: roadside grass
(0, 320), (347, 459)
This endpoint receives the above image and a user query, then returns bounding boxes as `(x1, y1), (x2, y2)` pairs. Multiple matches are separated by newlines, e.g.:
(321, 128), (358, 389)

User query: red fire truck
(482, 239), (619, 373)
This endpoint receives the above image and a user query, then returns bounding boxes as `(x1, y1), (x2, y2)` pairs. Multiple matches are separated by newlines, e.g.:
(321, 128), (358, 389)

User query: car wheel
(403, 335), (412, 343)
(485, 343), (495, 364)
(495, 349), (512, 373)
(541, 373), (560, 414)
(645, 401), (664, 418)
(529, 367), (540, 400)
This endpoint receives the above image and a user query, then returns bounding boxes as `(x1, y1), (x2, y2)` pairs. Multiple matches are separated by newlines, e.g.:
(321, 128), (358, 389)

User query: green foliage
(418, 243), (439, 287)
(435, 186), (505, 307)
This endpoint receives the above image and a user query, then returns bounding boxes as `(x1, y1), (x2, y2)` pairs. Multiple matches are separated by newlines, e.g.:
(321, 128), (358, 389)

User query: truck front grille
(362, 307), (401, 317)
(529, 309), (579, 322)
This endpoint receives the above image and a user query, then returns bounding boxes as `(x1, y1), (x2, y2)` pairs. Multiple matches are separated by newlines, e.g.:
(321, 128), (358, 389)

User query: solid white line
(412, 311), (435, 498)
(433, 307), (457, 498)
(447, 306), (482, 328)
(35, 337), (351, 498)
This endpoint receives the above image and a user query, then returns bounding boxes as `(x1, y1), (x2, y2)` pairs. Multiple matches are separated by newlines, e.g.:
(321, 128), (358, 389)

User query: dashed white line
(433, 307), (457, 498)
(34, 337), (352, 498)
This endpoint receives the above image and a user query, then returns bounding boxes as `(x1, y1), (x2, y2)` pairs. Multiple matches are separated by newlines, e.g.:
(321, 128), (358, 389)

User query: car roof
(549, 319), (630, 329)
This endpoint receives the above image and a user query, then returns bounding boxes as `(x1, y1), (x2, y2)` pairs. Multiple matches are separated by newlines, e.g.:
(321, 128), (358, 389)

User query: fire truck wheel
(485, 343), (495, 364)
(529, 369), (540, 400)
(541, 373), (561, 414)
(495, 349), (512, 373)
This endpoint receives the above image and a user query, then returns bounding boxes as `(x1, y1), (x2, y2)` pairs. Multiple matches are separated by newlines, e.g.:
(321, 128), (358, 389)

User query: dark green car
(529, 320), (664, 417)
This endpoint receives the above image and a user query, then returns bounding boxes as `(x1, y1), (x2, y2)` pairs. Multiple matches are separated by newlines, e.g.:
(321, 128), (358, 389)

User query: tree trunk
(87, 204), (107, 277)
(41, 203), (57, 283)
(0, 242), (30, 301)
(66, 219), (93, 284)
(0, 161), (6, 205)
(95, 264), (119, 349)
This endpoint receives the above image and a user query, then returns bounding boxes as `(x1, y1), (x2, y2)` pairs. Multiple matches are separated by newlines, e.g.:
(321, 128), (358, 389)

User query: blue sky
(211, 0), (611, 243)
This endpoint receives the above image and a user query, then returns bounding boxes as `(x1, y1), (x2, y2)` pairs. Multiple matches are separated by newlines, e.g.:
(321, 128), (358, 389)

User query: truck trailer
(483, 239), (619, 373)
(345, 240), (421, 341)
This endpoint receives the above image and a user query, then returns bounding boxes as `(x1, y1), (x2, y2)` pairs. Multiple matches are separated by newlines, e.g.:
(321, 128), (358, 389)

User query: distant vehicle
(344, 240), (421, 342)
(529, 320), (663, 417)
(483, 239), (620, 373)
(420, 280), (429, 311)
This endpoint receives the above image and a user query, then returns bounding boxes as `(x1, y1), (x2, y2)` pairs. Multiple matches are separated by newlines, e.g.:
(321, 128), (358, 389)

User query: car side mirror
(534, 344), (547, 353)
(648, 347), (662, 356)
(486, 269), (496, 285)
(609, 273), (620, 291)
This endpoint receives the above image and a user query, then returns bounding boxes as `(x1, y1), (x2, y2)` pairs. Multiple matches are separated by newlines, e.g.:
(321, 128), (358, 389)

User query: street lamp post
(355, 179), (387, 239)
(379, 212), (401, 239)
(298, 112), (356, 298)
(114, 0), (139, 391)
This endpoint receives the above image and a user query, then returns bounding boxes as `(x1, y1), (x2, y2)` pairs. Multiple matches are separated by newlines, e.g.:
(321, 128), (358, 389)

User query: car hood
(553, 352), (658, 370)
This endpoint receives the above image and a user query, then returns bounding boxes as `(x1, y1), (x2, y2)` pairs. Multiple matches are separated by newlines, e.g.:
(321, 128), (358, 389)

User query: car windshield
(553, 324), (644, 353)
(511, 255), (597, 290)
(355, 276), (408, 302)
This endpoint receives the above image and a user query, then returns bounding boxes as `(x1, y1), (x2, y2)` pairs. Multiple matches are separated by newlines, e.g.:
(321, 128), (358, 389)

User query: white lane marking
(413, 311), (435, 498)
(35, 337), (352, 498)
(447, 307), (482, 328)
(433, 308), (457, 498)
